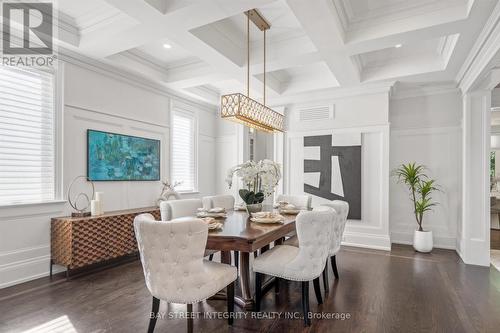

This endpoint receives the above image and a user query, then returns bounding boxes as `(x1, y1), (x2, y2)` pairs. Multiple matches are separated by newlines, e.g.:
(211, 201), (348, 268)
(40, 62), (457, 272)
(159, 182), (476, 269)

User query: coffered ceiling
(49, 0), (496, 105)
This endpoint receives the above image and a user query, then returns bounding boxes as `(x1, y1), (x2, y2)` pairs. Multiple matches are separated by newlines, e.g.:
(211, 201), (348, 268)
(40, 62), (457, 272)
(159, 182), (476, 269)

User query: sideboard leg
(66, 267), (70, 281)
(49, 259), (53, 280)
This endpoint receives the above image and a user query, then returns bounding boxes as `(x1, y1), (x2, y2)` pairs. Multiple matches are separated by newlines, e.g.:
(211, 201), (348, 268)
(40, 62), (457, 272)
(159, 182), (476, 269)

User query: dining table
(176, 207), (297, 310)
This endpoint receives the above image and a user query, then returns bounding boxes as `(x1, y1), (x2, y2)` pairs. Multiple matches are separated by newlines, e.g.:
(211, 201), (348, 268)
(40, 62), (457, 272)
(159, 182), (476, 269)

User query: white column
(460, 90), (491, 266)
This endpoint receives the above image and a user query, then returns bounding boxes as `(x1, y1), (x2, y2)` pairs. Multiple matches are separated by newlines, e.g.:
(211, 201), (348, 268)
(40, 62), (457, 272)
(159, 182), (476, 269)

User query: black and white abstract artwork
(303, 133), (361, 219)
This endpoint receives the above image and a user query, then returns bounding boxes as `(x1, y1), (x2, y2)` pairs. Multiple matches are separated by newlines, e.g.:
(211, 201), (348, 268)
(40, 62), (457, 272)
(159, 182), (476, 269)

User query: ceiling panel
(133, 38), (201, 68)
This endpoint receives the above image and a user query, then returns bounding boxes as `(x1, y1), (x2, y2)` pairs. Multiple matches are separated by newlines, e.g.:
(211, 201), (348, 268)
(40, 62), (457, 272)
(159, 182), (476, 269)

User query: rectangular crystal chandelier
(220, 9), (285, 133)
(221, 93), (284, 132)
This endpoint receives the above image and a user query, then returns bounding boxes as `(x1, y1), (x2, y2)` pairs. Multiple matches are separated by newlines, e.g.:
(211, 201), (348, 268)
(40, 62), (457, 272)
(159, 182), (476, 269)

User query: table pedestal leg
(235, 251), (254, 310)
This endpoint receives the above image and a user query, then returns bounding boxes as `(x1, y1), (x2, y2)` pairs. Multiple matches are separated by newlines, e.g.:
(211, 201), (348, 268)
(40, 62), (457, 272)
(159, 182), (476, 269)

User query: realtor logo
(1, 1), (56, 67)
(2, 2), (53, 54)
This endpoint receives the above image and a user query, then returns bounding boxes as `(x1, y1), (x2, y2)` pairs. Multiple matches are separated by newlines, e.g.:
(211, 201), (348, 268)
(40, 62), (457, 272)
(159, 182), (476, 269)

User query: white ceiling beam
(250, 51), (323, 74)
(286, 0), (360, 85)
(83, 0), (277, 58)
(90, 0), (281, 96)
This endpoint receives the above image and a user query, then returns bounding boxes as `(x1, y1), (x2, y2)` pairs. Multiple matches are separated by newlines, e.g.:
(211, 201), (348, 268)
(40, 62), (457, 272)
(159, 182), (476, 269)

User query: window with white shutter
(171, 110), (197, 192)
(0, 66), (56, 205)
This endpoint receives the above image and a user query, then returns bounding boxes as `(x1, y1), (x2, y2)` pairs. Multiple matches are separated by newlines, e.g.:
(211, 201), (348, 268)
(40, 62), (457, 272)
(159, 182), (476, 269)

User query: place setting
(196, 207), (228, 218)
(275, 201), (302, 215)
(199, 216), (224, 231)
(250, 211), (285, 224)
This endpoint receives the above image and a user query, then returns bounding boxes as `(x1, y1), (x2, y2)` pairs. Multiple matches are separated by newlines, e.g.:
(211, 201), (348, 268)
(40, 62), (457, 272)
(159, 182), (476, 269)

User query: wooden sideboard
(51, 207), (160, 278)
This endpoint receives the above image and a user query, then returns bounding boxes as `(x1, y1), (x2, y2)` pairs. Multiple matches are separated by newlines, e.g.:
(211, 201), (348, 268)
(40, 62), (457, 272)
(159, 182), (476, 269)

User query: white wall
(283, 92), (391, 250)
(389, 91), (462, 249)
(0, 61), (217, 288)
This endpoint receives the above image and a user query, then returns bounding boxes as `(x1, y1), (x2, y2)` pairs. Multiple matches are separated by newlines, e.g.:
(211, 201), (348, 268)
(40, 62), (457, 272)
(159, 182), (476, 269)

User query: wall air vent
(298, 105), (334, 122)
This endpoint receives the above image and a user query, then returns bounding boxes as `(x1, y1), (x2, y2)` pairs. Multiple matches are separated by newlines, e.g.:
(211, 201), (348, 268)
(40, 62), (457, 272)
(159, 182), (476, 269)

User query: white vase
(413, 230), (433, 253)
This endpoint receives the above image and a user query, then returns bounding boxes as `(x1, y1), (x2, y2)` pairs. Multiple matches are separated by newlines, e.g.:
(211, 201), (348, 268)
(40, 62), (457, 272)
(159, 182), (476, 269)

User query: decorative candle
(91, 200), (101, 216)
(95, 192), (104, 214)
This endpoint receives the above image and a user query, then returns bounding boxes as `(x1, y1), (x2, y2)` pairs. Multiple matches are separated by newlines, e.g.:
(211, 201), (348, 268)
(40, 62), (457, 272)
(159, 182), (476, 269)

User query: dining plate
(197, 212), (227, 218)
(279, 209), (301, 215)
(207, 222), (223, 230)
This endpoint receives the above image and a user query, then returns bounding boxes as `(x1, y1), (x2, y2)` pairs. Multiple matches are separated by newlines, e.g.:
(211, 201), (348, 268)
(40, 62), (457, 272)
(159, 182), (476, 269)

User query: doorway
(491, 86), (500, 270)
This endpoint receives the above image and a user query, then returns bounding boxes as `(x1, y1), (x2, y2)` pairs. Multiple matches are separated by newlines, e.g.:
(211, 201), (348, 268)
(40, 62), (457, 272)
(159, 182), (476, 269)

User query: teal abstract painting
(87, 130), (160, 181)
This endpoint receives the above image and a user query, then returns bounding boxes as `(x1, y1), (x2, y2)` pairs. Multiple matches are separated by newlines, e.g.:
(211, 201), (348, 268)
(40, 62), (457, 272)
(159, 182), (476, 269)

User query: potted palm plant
(226, 160), (281, 214)
(393, 162), (439, 253)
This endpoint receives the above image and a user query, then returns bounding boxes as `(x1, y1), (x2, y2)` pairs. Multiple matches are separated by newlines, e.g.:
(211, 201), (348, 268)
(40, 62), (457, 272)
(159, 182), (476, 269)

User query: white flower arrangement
(226, 159), (281, 204)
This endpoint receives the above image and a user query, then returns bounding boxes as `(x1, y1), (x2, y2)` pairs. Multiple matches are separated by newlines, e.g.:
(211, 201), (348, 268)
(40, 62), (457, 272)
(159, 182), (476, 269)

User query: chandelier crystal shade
(221, 93), (284, 132)
(220, 9), (284, 133)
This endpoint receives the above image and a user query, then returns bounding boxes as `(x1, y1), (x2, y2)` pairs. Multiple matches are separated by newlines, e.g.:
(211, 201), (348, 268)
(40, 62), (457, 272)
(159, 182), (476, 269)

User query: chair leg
(227, 281), (235, 325)
(275, 277), (280, 294)
(313, 277), (323, 305)
(148, 297), (160, 333)
(331, 255), (339, 279)
(322, 264), (329, 294)
(234, 251), (239, 268)
(208, 254), (214, 261)
(255, 272), (263, 312)
(301, 281), (311, 326)
(187, 304), (193, 333)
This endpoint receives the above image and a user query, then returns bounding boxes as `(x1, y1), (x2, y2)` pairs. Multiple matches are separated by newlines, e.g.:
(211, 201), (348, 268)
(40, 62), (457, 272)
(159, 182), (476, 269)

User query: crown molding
(391, 82), (460, 100)
(57, 47), (218, 113)
(457, 0), (500, 93)
(268, 80), (395, 106)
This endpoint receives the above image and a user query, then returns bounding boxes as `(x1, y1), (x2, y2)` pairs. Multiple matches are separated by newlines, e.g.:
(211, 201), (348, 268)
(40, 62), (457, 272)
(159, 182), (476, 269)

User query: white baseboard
(390, 231), (456, 250)
(0, 245), (65, 289)
(0, 255), (65, 289)
(458, 238), (490, 266)
(342, 232), (391, 251)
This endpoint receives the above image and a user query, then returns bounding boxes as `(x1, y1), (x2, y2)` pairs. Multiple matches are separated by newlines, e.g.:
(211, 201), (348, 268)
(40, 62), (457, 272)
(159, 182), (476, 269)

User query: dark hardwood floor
(1, 245), (500, 333)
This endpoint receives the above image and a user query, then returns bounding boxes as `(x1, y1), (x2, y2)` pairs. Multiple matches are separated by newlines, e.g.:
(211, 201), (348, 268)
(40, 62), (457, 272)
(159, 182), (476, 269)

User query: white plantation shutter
(172, 111), (196, 192)
(0, 66), (56, 205)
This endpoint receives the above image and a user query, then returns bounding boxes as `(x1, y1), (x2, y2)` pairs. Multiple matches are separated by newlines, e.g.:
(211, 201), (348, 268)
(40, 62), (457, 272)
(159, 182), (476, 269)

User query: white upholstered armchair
(253, 210), (334, 326)
(134, 214), (237, 332)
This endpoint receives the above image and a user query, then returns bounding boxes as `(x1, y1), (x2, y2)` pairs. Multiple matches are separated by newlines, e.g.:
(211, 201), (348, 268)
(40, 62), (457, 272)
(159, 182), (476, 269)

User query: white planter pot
(413, 230), (433, 253)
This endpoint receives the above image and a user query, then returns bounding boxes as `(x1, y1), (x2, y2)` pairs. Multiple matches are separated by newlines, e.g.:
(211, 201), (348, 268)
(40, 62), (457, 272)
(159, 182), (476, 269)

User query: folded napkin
(200, 217), (216, 224)
(251, 211), (284, 219)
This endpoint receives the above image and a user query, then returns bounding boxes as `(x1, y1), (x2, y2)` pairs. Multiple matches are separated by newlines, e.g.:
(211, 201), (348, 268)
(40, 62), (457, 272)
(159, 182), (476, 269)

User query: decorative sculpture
(68, 175), (95, 217)
(157, 179), (182, 206)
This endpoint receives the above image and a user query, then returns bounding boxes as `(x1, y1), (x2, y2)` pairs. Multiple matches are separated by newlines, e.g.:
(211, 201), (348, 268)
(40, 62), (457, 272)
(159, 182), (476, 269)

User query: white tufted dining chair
(320, 201), (349, 280)
(253, 210), (334, 326)
(202, 195), (240, 267)
(160, 198), (203, 221)
(134, 214), (237, 332)
(283, 201), (349, 294)
(160, 199), (218, 260)
(277, 195), (312, 239)
(202, 195), (235, 210)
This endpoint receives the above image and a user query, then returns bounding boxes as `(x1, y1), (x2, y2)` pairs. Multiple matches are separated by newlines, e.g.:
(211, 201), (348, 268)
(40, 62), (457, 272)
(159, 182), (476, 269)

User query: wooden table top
(175, 209), (297, 253)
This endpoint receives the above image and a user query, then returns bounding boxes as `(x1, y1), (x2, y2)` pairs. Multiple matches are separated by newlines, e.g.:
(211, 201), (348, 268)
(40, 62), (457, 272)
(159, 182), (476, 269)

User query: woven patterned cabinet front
(51, 208), (161, 270)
